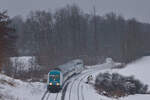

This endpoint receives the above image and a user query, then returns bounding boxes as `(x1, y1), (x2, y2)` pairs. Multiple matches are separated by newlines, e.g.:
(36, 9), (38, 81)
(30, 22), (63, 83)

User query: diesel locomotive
(47, 59), (84, 93)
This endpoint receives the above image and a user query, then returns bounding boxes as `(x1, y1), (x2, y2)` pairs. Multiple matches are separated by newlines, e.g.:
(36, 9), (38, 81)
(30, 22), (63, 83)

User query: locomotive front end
(47, 70), (62, 93)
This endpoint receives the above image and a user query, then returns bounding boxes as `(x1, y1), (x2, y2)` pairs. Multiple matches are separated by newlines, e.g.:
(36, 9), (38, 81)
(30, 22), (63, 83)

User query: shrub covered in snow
(95, 72), (149, 98)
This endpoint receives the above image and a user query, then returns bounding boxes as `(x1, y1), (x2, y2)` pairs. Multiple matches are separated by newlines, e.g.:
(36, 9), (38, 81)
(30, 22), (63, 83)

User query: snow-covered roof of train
(57, 59), (84, 73)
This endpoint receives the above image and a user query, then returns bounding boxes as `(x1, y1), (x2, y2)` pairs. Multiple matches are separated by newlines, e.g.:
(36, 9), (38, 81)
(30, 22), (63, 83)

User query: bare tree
(0, 11), (16, 70)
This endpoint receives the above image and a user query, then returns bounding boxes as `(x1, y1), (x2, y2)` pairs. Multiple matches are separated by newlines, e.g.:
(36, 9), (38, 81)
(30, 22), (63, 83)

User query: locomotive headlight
(56, 83), (60, 86)
(49, 83), (52, 85)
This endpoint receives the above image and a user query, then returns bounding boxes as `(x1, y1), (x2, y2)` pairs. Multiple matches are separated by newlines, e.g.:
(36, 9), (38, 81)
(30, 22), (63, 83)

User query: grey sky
(0, 0), (150, 23)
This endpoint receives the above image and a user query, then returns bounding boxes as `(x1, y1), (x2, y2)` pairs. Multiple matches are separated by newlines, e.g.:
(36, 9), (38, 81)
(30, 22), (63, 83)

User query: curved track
(42, 63), (112, 100)
(68, 69), (95, 100)
(68, 64), (111, 100)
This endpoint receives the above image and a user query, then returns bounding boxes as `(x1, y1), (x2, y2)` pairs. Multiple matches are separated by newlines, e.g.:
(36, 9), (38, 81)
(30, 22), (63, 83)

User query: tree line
(1, 4), (150, 70)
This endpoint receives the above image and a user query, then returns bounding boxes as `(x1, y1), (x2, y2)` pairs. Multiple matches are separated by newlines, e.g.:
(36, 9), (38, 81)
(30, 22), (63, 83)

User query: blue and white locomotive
(47, 59), (84, 93)
(47, 69), (63, 92)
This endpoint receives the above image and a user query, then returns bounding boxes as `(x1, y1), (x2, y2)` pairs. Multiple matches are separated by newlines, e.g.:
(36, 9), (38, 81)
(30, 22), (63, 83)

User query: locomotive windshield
(49, 70), (60, 83)
(49, 75), (60, 80)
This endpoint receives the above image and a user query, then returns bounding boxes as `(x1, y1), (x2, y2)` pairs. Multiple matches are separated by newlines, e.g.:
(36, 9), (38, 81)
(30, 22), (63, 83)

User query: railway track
(41, 90), (48, 100)
(68, 64), (112, 100)
(81, 85), (85, 100)
(41, 91), (59, 100)
(68, 68), (96, 100)
(55, 93), (59, 100)
(46, 93), (51, 100)
(41, 63), (113, 100)
(61, 82), (70, 100)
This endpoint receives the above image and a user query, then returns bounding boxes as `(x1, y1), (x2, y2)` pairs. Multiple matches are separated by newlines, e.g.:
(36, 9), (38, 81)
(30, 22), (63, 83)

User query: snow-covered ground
(0, 73), (46, 100)
(0, 58), (113, 100)
(114, 56), (150, 89)
(10, 56), (40, 71)
(86, 56), (150, 100)
(0, 56), (150, 100)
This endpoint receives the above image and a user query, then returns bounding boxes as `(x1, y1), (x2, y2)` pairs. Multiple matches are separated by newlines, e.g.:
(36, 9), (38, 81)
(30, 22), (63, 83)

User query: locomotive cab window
(49, 74), (60, 80)
(55, 75), (60, 79)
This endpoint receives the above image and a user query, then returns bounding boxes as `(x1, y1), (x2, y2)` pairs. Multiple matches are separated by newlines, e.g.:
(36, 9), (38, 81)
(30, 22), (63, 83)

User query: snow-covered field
(0, 56), (150, 100)
(87, 56), (150, 100)
(115, 56), (150, 89)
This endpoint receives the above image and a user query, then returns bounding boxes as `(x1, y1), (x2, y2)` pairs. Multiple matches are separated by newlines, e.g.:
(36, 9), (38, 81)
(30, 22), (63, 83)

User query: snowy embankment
(0, 56), (45, 100)
(88, 56), (150, 100)
(1, 56), (150, 100)
(0, 73), (46, 100)
(115, 56), (150, 89)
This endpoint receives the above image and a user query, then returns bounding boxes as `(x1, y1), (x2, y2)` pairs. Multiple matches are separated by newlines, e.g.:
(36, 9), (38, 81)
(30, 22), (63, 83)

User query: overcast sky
(0, 0), (150, 23)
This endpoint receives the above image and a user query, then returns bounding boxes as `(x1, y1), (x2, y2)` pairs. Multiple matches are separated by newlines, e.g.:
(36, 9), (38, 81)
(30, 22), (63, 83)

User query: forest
(1, 4), (150, 76)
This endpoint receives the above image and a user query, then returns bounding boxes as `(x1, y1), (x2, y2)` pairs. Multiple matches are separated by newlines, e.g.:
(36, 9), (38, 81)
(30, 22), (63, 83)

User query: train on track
(47, 59), (85, 93)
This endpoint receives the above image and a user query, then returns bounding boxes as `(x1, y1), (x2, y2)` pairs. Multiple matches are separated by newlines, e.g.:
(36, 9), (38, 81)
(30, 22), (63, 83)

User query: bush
(95, 72), (149, 98)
